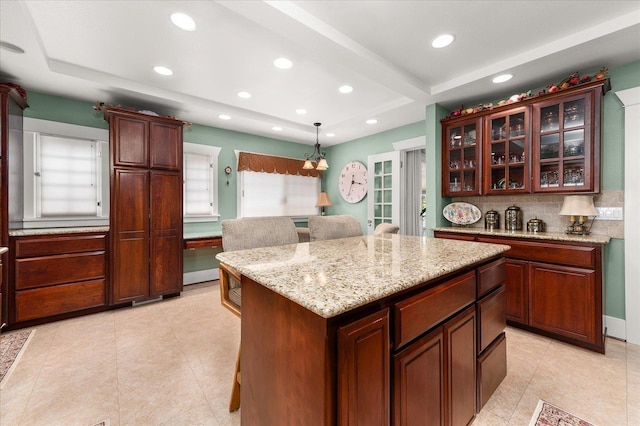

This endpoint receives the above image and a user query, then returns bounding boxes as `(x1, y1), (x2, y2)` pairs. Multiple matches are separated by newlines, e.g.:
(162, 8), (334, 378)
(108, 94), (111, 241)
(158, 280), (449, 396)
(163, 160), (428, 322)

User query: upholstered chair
(374, 222), (400, 235)
(307, 214), (363, 241)
(219, 216), (299, 411)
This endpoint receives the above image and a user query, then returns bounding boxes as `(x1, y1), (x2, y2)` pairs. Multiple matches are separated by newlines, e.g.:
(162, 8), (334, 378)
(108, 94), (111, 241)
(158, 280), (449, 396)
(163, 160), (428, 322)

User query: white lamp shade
(316, 158), (329, 170)
(316, 192), (332, 207)
(559, 195), (598, 216)
(302, 159), (315, 170)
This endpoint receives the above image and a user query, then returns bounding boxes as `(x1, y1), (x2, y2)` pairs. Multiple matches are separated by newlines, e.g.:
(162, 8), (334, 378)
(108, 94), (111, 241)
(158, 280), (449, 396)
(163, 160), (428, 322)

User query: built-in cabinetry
(9, 232), (108, 325)
(442, 80), (608, 196)
(434, 231), (604, 353)
(0, 85), (28, 329)
(240, 256), (506, 426)
(104, 107), (184, 304)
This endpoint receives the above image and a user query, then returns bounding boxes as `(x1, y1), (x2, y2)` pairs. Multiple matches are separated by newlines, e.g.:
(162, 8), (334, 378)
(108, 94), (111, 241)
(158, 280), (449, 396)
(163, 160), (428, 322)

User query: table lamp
(316, 192), (332, 216)
(559, 195), (598, 235)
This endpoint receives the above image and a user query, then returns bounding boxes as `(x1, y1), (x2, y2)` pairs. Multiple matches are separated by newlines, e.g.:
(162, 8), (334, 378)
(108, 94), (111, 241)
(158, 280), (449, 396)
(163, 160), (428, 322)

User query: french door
(367, 151), (400, 235)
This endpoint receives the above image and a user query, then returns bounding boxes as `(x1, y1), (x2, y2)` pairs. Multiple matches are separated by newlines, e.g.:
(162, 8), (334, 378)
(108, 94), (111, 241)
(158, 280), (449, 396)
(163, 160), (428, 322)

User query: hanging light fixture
(303, 122), (329, 170)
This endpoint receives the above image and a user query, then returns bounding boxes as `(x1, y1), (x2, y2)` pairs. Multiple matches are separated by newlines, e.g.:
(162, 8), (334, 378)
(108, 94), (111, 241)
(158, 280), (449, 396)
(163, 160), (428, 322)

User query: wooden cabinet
(532, 87), (602, 193)
(0, 85), (27, 329)
(441, 80), (608, 196)
(338, 309), (390, 426)
(9, 232), (108, 324)
(484, 107), (530, 194)
(105, 107), (184, 305)
(434, 231), (604, 353)
(239, 256), (504, 426)
(442, 118), (481, 196)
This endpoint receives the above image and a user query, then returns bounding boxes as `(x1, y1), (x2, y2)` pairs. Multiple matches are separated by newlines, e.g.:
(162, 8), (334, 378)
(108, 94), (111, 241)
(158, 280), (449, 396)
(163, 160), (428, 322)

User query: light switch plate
(595, 207), (623, 220)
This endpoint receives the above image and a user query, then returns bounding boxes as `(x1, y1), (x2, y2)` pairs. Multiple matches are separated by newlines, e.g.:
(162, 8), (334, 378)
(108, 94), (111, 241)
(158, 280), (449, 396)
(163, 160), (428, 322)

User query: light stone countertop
(9, 226), (110, 237)
(216, 234), (510, 318)
(0, 247), (7, 255)
(431, 227), (610, 244)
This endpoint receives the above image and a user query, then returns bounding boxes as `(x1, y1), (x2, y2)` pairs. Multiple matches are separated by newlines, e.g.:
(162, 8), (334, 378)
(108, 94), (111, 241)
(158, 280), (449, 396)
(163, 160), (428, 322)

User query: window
(183, 142), (221, 222)
(23, 118), (109, 228)
(239, 172), (320, 219)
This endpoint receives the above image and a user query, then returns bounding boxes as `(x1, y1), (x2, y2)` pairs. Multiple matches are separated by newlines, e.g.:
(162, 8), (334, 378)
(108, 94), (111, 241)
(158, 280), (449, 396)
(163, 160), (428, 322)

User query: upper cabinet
(532, 89), (599, 193)
(442, 117), (481, 195)
(441, 79), (608, 197)
(484, 107), (530, 194)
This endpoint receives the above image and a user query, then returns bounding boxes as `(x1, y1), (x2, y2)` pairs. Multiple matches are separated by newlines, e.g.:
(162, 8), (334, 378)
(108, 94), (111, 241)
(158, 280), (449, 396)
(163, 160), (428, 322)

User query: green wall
(20, 59), (639, 318)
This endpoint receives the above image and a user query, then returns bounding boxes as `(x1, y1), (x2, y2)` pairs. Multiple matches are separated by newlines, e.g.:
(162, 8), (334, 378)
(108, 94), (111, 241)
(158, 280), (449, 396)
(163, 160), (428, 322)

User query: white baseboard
(183, 268), (219, 285)
(604, 315), (626, 341)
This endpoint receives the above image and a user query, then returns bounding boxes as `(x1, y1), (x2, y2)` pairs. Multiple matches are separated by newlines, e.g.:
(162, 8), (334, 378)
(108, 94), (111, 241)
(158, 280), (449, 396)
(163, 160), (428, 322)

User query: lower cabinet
(434, 231), (604, 353)
(10, 232), (108, 325)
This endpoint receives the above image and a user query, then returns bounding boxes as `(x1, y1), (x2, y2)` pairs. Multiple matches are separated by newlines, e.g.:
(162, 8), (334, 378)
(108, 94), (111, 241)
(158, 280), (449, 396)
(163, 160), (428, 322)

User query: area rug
(0, 329), (35, 388)
(529, 399), (595, 426)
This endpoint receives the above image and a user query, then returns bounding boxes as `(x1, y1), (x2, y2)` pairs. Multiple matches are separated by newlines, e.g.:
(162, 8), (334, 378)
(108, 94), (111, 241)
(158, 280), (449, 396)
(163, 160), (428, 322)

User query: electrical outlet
(595, 207), (624, 220)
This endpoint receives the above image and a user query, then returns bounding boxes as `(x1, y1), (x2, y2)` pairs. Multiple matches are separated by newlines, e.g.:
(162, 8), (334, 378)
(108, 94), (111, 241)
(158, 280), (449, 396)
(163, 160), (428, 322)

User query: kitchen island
(217, 234), (510, 426)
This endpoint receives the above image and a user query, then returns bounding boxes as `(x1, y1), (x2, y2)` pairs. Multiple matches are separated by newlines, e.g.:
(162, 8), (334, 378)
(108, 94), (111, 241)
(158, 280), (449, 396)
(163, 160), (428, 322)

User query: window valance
(237, 151), (321, 177)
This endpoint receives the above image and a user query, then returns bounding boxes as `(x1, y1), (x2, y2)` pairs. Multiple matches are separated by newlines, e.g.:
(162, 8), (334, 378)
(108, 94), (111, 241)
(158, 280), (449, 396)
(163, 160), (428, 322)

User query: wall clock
(339, 161), (368, 203)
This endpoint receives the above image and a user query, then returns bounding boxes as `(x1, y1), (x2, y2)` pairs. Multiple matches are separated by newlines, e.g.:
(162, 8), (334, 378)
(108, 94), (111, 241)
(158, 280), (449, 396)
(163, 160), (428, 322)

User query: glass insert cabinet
(441, 79), (608, 197)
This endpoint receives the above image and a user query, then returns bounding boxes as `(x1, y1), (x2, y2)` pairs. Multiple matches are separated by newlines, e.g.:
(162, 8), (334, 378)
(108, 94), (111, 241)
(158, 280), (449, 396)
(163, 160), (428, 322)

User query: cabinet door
(111, 114), (149, 168)
(111, 168), (149, 303)
(149, 171), (182, 297)
(338, 308), (390, 426)
(393, 327), (444, 426)
(442, 118), (481, 196)
(484, 107), (530, 194)
(150, 121), (182, 170)
(505, 259), (528, 324)
(444, 305), (476, 426)
(528, 262), (597, 344)
(532, 90), (596, 193)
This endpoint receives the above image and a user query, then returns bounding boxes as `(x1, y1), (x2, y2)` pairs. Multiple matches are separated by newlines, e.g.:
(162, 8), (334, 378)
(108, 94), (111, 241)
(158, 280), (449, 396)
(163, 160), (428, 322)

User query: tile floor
(0, 281), (638, 426)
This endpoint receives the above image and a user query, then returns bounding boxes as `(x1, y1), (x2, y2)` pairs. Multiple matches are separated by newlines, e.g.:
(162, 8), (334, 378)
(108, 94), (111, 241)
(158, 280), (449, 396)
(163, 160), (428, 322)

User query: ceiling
(1, 1), (639, 146)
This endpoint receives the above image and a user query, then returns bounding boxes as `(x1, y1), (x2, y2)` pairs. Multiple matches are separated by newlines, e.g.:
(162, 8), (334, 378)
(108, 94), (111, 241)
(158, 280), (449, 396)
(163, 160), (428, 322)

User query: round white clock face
(339, 161), (368, 203)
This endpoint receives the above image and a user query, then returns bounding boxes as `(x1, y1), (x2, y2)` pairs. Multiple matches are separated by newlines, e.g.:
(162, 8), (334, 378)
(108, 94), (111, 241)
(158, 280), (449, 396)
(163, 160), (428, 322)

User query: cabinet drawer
(477, 237), (596, 269)
(15, 279), (106, 322)
(15, 252), (106, 290)
(477, 258), (505, 297)
(15, 234), (107, 258)
(395, 271), (475, 349)
(477, 285), (506, 354)
(477, 332), (506, 411)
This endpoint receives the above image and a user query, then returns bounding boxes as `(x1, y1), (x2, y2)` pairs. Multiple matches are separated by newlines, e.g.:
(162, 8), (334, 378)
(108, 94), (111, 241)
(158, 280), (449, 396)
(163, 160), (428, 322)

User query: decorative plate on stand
(443, 202), (482, 225)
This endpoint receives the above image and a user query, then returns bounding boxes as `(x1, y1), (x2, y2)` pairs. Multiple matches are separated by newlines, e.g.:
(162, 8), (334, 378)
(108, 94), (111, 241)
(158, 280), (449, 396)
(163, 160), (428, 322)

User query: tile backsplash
(452, 190), (624, 239)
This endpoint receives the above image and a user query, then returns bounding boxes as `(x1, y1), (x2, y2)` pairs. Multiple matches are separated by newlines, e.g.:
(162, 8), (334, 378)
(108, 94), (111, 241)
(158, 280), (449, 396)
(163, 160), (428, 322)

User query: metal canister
(484, 209), (500, 230)
(505, 205), (523, 231)
(527, 218), (545, 233)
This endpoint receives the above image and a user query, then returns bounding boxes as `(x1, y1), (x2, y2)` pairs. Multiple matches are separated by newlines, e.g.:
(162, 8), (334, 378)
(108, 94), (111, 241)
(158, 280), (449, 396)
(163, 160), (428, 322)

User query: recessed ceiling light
(431, 34), (455, 48)
(170, 12), (196, 31)
(0, 41), (25, 54)
(366, 119), (378, 124)
(272, 126), (282, 131)
(339, 85), (353, 94)
(218, 114), (231, 120)
(153, 65), (173, 76)
(273, 57), (293, 69)
(326, 133), (336, 137)
(492, 74), (513, 83)
(296, 108), (307, 115)
(237, 91), (252, 99)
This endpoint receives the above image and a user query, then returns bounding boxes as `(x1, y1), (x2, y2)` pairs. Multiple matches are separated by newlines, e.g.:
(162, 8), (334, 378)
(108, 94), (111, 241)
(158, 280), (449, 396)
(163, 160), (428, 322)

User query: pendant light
(303, 123), (329, 170)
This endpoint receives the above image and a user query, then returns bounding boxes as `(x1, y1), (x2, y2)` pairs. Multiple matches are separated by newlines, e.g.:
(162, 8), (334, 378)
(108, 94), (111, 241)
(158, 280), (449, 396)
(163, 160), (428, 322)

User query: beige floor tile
(0, 282), (635, 426)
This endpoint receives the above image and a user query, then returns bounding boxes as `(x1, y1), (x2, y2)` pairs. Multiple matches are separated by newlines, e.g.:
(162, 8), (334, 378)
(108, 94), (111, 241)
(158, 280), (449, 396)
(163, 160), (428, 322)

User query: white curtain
(403, 149), (423, 236)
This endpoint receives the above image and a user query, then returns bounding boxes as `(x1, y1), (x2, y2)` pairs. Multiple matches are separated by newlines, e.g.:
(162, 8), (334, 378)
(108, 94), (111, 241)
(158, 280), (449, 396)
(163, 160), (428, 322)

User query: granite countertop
(9, 226), (110, 237)
(216, 234), (510, 319)
(431, 226), (610, 244)
(183, 231), (222, 240)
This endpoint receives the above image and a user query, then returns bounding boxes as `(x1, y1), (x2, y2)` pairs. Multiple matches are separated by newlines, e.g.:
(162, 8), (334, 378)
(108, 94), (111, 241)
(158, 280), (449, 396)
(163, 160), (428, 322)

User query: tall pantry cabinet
(104, 107), (184, 305)
(0, 85), (28, 329)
